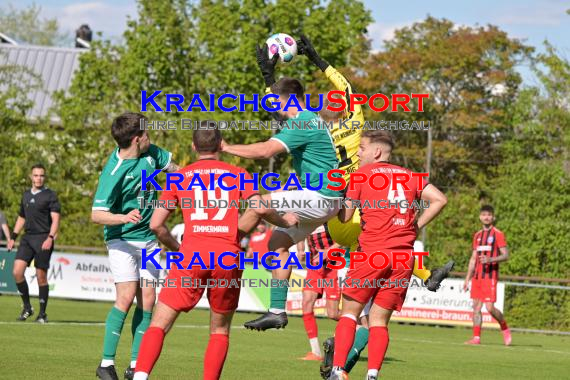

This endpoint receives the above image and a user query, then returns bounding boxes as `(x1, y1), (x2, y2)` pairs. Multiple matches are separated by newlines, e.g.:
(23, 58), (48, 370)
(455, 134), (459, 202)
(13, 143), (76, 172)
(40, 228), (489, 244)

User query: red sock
(302, 312), (318, 339)
(204, 334), (229, 380)
(499, 320), (509, 331)
(332, 316), (357, 368)
(135, 326), (165, 375)
(368, 327), (389, 371)
(473, 326), (481, 337)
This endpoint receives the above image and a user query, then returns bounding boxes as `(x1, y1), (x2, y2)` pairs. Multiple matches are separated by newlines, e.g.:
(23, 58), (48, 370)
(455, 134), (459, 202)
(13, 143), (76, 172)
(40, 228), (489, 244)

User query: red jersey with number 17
(472, 226), (507, 281)
(345, 162), (427, 250)
(160, 159), (259, 263)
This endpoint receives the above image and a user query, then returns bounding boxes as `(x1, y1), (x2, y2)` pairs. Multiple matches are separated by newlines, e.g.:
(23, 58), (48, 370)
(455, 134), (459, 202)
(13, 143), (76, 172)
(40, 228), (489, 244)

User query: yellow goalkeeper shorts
(328, 211), (361, 248)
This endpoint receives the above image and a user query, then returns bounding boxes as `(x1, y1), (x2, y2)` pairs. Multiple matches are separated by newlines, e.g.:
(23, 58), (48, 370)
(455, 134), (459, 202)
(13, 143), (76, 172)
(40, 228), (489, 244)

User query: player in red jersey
(463, 205), (511, 346)
(329, 130), (448, 380)
(301, 223), (341, 361)
(247, 222), (272, 259)
(133, 125), (297, 380)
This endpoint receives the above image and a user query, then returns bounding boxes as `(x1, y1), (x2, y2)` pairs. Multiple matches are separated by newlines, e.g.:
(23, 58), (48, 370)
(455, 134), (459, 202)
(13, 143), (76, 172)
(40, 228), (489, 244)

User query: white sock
(100, 359), (114, 367)
(309, 337), (321, 356)
(368, 369), (379, 378)
(133, 372), (149, 380)
(130, 361), (137, 369)
(269, 308), (285, 314)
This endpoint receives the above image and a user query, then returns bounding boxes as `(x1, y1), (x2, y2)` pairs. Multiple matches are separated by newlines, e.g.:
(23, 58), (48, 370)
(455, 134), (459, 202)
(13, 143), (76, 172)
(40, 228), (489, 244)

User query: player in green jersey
(222, 46), (343, 331)
(92, 112), (180, 380)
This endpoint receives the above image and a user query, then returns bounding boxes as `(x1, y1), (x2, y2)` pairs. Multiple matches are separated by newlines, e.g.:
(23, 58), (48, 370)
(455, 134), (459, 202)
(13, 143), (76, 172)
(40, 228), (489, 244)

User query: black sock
(16, 281), (31, 308)
(39, 285), (49, 315)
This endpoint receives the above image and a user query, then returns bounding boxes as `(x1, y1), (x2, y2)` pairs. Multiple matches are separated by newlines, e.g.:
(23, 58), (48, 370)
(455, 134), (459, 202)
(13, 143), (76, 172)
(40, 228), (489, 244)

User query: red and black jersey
(307, 223), (334, 257)
(472, 226), (507, 281)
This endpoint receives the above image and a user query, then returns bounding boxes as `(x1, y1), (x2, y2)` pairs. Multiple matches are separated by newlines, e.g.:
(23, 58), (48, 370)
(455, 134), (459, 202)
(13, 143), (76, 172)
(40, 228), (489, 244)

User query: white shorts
(106, 239), (160, 283)
(271, 190), (340, 243)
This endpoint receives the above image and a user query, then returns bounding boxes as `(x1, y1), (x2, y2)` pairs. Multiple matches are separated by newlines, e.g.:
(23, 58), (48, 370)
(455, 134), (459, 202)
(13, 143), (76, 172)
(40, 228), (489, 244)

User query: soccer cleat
(425, 260), (455, 292)
(502, 329), (512, 346)
(124, 366), (134, 380)
(366, 375), (378, 380)
(96, 365), (119, 380)
(244, 311), (288, 331)
(300, 352), (323, 361)
(464, 336), (481, 345)
(35, 313), (48, 324)
(17, 305), (34, 321)
(329, 367), (349, 380)
(320, 337), (335, 379)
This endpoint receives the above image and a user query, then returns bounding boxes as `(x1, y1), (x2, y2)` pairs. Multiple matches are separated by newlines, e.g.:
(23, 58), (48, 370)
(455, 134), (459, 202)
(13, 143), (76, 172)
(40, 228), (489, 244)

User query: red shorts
(470, 278), (497, 303)
(158, 266), (243, 314)
(303, 266), (340, 300)
(342, 249), (414, 312)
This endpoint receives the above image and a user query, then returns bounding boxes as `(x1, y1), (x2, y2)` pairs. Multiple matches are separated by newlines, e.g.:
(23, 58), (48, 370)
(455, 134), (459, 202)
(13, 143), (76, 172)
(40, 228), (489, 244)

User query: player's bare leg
(125, 283), (156, 379)
(485, 302), (511, 346)
(133, 302), (180, 380)
(300, 290), (323, 360)
(244, 230), (294, 331)
(465, 299), (483, 344)
(326, 299), (340, 321)
(13, 259), (34, 321)
(330, 295), (365, 380)
(97, 281), (138, 380)
(204, 310), (234, 379)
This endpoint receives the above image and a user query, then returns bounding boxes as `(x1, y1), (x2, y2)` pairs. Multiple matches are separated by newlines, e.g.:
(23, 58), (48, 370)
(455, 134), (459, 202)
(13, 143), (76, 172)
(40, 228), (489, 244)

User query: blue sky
(7, 0), (570, 81)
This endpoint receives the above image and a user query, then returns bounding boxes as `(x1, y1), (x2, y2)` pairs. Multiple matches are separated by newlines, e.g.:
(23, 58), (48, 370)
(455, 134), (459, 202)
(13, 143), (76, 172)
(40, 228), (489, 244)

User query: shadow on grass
(357, 356), (405, 365)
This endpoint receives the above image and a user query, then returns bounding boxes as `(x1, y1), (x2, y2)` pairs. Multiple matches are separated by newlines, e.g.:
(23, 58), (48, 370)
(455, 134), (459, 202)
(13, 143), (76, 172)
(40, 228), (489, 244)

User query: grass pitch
(0, 295), (568, 379)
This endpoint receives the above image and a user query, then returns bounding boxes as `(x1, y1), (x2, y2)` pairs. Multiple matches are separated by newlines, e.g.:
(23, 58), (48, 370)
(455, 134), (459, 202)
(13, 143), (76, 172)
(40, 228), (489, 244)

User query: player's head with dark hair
(320, 91), (347, 122)
(271, 78), (305, 119)
(111, 112), (149, 152)
(31, 163), (46, 172)
(479, 205), (495, 226)
(30, 163), (46, 188)
(358, 130), (395, 165)
(193, 121), (222, 154)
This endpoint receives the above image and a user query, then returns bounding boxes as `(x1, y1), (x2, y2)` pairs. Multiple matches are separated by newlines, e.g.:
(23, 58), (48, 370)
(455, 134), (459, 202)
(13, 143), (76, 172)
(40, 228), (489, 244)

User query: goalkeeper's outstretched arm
(297, 34), (363, 121)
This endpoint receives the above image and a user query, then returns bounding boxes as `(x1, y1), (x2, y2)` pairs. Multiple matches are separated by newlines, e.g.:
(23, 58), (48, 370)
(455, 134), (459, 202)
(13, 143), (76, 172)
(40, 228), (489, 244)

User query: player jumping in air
(329, 130), (448, 380)
(464, 205), (511, 346)
(222, 45), (344, 331)
(300, 224), (342, 361)
(133, 125), (297, 380)
(297, 33), (454, 292)
(294, 34), (455, 377)
(92, 112), (179, 380)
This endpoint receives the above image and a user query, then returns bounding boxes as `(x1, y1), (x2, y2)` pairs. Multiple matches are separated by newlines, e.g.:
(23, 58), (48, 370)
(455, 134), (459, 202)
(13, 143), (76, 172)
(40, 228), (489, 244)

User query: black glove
(297, 34), (329, 72)
(256, 44), (279, 87)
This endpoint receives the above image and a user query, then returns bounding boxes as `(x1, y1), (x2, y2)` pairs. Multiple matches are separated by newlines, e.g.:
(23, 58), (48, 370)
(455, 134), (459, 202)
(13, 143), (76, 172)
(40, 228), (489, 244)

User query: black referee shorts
(15, 234), (54, 270)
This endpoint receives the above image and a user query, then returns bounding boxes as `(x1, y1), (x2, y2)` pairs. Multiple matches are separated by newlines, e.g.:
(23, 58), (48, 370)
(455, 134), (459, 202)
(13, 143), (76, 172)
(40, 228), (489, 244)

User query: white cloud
(367, 21), (418, 52)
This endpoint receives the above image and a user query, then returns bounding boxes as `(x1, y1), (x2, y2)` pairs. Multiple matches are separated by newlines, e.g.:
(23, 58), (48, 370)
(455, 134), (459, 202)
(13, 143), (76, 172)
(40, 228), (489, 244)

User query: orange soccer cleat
(299, 352), (323, 361)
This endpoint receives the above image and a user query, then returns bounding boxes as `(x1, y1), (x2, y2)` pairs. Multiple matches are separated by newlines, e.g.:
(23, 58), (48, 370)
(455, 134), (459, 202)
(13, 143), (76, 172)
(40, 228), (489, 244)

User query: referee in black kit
(7, 164), (61, 323)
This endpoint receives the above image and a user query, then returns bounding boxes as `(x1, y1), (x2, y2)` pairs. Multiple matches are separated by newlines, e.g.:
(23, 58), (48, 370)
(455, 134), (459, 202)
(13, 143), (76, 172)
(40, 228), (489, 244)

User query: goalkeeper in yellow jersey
(296, 34), (455, 378)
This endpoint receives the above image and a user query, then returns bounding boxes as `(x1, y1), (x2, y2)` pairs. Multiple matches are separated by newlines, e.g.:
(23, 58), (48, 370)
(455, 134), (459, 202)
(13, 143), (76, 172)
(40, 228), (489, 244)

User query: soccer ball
(266, 33), (297, 64)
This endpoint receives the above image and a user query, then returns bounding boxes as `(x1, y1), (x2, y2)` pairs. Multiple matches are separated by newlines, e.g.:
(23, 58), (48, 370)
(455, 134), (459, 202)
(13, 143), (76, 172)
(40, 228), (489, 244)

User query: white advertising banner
(24, 253), (504, 327)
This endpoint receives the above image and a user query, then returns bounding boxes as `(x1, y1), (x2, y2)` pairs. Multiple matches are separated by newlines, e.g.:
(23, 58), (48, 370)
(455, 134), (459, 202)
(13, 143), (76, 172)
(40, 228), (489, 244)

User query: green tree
(351, 17), (533, 189)
(0, 3), (68, 46)
(52, 0), (372, 246)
